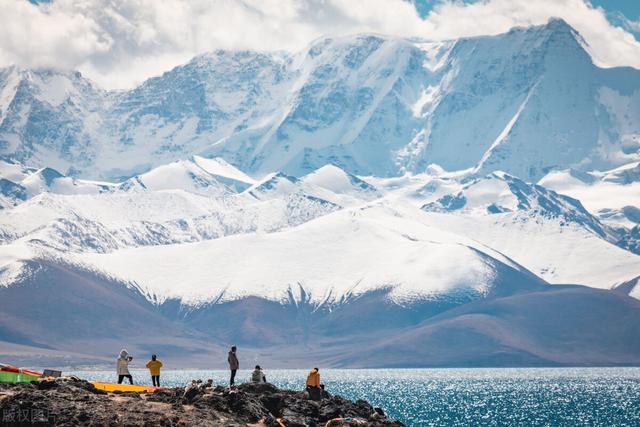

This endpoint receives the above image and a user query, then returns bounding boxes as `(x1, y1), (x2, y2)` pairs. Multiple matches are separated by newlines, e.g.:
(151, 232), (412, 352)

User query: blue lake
(68, 368), (640, 426)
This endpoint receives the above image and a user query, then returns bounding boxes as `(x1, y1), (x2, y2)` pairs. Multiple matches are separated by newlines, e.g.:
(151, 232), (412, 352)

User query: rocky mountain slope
(1, 19), (638, 181)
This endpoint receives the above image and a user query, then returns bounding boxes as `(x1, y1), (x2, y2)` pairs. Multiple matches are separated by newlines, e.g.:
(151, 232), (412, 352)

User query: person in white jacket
(250, 365), (266, 383)
(117, 349), (134, 384)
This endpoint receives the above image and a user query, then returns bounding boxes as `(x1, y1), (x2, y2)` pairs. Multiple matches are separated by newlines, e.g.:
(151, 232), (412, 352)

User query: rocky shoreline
(0, 378), (405, 426)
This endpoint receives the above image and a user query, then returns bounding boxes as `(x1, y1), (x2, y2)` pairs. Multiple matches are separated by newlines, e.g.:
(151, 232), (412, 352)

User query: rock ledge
(0, 378), (405, 426)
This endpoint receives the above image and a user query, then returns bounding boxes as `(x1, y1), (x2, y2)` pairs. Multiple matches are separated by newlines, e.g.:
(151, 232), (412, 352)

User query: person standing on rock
(228, 346), (239, 387)
(117, 349), (134, 385)
(146, 354), (163, 387)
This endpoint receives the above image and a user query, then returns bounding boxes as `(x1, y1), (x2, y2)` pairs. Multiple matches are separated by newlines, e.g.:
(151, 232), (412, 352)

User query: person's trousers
(307, 386), (322, 401)
(152, 375), (160, 387)
(230, 369), (237, 386)
(118, 374), (133, 384)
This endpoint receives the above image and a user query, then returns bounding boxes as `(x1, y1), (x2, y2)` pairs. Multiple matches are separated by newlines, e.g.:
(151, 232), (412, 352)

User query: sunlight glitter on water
(68, 367), (640, 426)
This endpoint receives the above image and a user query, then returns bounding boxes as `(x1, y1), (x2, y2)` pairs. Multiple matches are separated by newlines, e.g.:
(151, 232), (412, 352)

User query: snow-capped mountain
(1, 18), (639, 368)
(539, 163), (640, 226)
(1, 155), (639, 366)
(300, 164), (380, 201)
(117, 157), (253, 197)
(1, 157), (637, 299)
(0, 159), (112, 209)
(538, 162), (640, 254)
(0, 67), (107, 174)
(75, 204), (546, 305)
(1, 19), (639, 181)
(418, 172), (639, 288)
(0, 164), (345, 255)
(422, 171), (614, 240)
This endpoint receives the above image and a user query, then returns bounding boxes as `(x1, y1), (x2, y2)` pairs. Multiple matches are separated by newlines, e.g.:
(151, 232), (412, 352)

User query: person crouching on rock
(306, 367), (323, 401)
(146, 354), (163, 387)
(228, 346), (239, 387)
(251, 365), (267, 383)
(117, 349), (134, 384)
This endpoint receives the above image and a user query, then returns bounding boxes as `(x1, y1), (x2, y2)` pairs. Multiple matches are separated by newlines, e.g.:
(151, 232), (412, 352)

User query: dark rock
(260, 393), (285, 417)
(0, 379), (405, 426)
(319, 400), (342, 420)
(182, 383), (201, 404)
(237, 381), (279, 394)
(35, 378), (58, 390)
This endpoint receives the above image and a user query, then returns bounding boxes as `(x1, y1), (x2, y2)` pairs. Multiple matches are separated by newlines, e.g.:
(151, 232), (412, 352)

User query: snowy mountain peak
(1, 66), (100, 109)
(248, 172), (301, 199)
(537, 17), (580, 38)
(1, 21), (639, 182)
(601, 162), (640, 184)
(422, 172), (612, 239)
(34, 167), (64, 185)
(0, 178), (26, 206)
(117, 159), (235, 197)
(506, 18), (587, 57)
(0, 158), (35, 182)
(300, 164), (379, 197)
(191, 155), (256, 191)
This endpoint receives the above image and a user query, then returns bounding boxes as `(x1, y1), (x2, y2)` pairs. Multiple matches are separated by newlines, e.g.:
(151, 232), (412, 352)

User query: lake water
(68, 367), (640, 426)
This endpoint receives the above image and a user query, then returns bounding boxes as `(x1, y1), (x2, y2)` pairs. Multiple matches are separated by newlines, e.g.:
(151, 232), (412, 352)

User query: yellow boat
(90, 381), (162, 393)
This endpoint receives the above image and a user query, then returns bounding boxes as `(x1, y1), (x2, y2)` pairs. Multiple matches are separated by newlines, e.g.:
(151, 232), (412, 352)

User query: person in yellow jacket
(145, 354), (163, 387)
(305, 367), (322, 401)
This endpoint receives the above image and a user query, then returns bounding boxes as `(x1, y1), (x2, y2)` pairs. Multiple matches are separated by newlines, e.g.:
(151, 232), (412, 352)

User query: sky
(2, 0), (640, 90)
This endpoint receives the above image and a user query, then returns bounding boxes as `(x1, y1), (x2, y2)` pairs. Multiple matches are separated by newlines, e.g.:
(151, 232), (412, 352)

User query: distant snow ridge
(0, 177), (26, 207)
(1, 19), (639, 181)
(118, 159), (237, 197)
(75, 205), (546, 306)
(416, 167), (640, 289)
(601, 163), (640, 185)
(0, 154), (638, 306)
(117, 156), (257, 195)
(0, 159), (113, 209)
(423, 172), (613, 239)
(0, 18), (639, 309)
(0, 158), (377, 256)
(536, 162), (640, 254)
(301, 165), (380, 200)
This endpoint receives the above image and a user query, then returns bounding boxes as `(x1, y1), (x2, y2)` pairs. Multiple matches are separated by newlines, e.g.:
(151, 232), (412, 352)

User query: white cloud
(421, 0), (640, 71)
(0, 0), (638, 89)
(611, 11), (640, 34)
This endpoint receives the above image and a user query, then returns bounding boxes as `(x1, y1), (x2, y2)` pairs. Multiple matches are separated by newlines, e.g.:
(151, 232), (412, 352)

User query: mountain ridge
(1, 18), (640, 368)
(1, 18), (639, 181)
(0, 156), (638, 367)
(0, 157), (637, 305)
